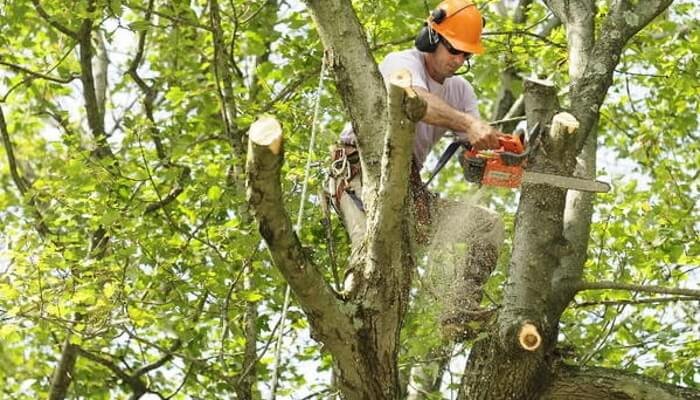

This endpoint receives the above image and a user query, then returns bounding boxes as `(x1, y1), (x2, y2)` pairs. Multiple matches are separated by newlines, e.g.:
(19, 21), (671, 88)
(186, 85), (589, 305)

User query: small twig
(578, 281), (700, 298)
(240, 0), (270, 25)
(614, 69), (669, 78)
(128, 3), (212, 31)
(574, 296), (697, 308)
(483, 30), (566, 48)
(0, 61), (78, 84)
(31, 0), (79, 40)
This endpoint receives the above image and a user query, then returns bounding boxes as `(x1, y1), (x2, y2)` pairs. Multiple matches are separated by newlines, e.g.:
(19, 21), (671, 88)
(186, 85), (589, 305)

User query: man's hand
(463, 117), (502, 150)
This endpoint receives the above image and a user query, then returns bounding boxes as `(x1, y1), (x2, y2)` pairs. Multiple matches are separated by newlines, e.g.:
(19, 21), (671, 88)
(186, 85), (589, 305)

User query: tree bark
(542, 365), (700, 400)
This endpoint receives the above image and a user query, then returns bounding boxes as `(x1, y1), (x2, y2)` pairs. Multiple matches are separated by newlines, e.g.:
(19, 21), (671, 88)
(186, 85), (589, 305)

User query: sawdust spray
(418, 188), (503, 338)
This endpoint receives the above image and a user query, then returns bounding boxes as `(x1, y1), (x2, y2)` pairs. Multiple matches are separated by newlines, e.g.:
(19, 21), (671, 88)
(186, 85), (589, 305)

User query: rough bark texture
(542, 365), (700, 400)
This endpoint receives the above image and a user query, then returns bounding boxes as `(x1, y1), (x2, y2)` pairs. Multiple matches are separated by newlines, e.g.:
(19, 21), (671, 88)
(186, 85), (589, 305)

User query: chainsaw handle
(499, 148), (529, 166)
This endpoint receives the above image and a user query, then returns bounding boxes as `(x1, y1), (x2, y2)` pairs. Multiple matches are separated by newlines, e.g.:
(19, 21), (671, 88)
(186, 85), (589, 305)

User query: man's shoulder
(384, 48), (422, 60)
(379, 48), (428, 88)
(381, 48), (424, 67)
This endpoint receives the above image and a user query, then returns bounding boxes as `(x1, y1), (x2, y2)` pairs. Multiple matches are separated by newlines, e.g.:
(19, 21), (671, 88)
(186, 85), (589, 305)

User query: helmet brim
(447, 37), (485, 55)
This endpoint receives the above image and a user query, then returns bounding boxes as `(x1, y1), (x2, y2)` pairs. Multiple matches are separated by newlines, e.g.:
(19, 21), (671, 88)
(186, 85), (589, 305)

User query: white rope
(269, 55), (327, 400)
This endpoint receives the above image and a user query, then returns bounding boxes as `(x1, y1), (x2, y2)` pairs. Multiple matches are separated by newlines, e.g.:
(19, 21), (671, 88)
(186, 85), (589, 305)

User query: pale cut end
(389, 68), (413, 89)
(551, 112), (580, 135)
(249, 115), (283, 155)
(518, 322), (542, 352)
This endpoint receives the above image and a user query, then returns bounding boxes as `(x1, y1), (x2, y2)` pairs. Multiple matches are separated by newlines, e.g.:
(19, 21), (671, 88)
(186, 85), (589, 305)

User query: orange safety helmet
(428, 0), (485, 55)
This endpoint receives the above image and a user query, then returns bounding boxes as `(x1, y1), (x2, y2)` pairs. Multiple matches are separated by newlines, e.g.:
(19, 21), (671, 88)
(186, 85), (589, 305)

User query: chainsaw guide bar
(521, 171), (610, 193)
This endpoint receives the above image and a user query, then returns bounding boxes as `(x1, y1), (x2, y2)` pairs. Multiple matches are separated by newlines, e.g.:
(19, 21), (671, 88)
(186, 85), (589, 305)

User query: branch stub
(249, 115), (283, 155)
(518, 322), (542, 352)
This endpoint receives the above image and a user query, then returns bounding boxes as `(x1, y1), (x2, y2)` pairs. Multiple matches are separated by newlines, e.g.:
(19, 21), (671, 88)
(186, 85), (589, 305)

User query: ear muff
(414, 8), (447, 52)
(414, 25), (440, 52)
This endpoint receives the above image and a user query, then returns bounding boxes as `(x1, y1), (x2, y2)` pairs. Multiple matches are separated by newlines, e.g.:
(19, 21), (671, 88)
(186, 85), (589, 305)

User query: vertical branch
(93, 29), (109, 120)
(0, 106), (29, 195)
(48, 338), (78, 400)
(210, 0), (245, 186)
(235, 264), (258, 400)
(303, 0), (387, 192)
(499, 78), (562, 349)
(127, 0), (166, 161)
(77, 0), (112, 159)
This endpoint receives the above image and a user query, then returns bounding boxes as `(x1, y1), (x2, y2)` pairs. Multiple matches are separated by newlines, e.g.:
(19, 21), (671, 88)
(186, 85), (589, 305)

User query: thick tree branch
(542, 364), (700, 400)
(565, 0), (673, 151)
(367, 70), (424, 254)
(577, 281), (700, 298)
(499, 79), (567, 351)
(245, 116), (349, 343)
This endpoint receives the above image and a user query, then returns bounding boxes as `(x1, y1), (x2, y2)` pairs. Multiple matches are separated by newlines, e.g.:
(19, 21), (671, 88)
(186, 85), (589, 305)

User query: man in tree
(329, 0), (505, 339)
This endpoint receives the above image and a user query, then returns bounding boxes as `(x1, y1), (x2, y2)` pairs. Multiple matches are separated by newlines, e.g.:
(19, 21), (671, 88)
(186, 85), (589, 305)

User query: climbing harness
(328, 143), (364, 212)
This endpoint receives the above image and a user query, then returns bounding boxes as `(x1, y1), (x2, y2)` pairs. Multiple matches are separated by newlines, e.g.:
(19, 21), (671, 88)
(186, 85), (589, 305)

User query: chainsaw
(424, 124), (611, 193)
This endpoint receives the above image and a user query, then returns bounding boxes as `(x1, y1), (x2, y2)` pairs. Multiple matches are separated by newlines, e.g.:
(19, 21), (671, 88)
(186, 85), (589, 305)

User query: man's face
(425, 39), (471, 83)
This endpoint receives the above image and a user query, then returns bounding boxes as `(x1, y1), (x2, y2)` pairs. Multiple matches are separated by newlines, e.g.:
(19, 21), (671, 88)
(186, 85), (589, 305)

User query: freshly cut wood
(518, 322), (542, 351)
(550, 112), (579, 136)
(249, 115), (283, 155)
(389, 68), (412, 89)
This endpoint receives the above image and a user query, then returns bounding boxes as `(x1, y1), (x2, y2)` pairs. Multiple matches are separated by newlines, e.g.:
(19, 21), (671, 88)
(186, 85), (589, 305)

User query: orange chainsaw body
(463, 134), (527, 189)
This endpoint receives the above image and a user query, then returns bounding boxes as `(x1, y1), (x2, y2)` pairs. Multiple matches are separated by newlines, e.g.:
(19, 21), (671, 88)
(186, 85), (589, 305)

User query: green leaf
(207, 185), (222, 202)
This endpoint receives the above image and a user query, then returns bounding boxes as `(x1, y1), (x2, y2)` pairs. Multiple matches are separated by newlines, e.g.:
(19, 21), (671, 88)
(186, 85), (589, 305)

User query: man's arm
(414, 87), (501, 150)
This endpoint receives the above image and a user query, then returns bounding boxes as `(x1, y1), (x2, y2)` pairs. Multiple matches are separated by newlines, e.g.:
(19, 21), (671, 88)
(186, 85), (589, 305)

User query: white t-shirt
(341, 48), (480, 168)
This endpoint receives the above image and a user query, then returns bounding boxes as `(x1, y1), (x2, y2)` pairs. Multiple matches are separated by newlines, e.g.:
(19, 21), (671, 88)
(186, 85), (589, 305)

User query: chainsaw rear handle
(462, 122), (540, 166)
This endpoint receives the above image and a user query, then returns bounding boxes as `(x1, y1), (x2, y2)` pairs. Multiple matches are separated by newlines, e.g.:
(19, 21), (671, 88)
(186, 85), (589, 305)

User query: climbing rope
(269, 53), (328, 400)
